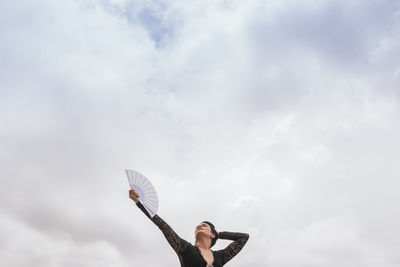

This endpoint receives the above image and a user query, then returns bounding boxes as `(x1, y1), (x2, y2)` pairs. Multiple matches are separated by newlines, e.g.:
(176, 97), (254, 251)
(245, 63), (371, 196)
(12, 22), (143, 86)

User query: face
(195, 222), (214, 239)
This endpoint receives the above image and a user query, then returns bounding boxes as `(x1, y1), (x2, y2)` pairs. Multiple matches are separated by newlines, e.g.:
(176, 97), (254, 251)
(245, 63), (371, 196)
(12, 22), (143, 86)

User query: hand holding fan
(125, 169), (159, 218)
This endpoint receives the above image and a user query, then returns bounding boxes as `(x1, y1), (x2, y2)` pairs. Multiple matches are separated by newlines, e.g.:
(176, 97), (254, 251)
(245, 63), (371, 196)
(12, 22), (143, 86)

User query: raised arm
(130, 189), (189, 254)
(218, 231), (249, 264)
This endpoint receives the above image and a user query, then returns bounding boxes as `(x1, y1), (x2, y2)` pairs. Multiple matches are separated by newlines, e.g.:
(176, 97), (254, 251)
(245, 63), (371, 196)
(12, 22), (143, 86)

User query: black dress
(136, 202), (249, 267)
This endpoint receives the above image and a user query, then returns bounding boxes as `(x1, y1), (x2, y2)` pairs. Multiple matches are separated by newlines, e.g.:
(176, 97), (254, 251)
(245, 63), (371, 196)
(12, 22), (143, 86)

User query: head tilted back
(202, 221), (218, 248)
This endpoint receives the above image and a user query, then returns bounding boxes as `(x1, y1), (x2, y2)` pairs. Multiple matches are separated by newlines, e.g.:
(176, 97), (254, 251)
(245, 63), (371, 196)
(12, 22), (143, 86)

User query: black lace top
(136, 202), (249, 267)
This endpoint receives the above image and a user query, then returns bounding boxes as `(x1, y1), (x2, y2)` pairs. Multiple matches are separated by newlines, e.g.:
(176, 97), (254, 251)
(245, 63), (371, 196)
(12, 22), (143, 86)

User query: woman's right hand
(129, 189), (139, 203)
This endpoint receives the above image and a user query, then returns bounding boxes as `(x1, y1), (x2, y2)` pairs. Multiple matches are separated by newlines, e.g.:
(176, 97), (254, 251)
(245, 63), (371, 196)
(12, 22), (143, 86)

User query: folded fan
(125, 169), (159, 218)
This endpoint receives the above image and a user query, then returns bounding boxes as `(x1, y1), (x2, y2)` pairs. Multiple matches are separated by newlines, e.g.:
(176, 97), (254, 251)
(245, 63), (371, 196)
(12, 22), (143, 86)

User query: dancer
(129, 189), (249, 267)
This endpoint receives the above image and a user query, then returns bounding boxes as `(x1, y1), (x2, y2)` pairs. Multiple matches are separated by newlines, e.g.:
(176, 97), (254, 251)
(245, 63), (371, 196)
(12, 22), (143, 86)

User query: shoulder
(212, 250), (225, 266)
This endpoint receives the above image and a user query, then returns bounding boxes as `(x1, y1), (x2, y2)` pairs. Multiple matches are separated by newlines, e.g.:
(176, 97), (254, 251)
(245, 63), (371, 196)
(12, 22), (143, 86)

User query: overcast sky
(1, 0), (400, 266)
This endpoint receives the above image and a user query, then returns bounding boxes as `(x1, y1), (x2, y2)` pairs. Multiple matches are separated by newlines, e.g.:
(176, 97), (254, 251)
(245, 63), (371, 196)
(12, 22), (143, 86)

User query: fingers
(129, 189), (138, 195)
(129, 189), (139, 199)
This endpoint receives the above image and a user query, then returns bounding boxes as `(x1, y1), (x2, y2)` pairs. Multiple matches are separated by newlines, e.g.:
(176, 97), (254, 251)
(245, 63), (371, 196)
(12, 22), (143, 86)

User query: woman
(129, 189), (249, 267)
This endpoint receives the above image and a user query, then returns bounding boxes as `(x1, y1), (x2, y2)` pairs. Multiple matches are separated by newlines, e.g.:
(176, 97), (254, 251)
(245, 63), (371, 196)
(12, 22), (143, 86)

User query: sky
(1, 0), (400, 266)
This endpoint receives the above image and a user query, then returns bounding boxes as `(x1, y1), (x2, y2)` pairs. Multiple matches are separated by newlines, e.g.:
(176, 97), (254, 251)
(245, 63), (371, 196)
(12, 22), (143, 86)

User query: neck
(196, 236), (211, 250)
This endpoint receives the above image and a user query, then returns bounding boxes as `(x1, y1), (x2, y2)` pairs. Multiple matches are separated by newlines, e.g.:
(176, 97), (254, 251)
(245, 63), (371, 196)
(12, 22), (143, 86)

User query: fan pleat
(126, 169), (159, 218)
(141, 183), (152, 192)
(145, 198), (158, 206)
(138, 176), (145, 189)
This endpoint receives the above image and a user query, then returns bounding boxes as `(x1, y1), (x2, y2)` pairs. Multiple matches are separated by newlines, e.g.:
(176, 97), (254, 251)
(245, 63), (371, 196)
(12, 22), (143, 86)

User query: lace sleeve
(136, 202), (189, 254)
(218, 231), (249, 264)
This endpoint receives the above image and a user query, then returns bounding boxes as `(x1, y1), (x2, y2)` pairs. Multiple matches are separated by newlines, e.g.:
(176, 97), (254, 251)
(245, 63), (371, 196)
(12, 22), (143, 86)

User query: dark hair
(202, 221), (218, 248)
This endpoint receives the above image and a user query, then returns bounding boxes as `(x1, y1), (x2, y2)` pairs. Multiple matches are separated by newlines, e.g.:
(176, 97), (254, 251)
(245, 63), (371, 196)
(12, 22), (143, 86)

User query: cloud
(0, 214), (130, 267)
(1, 0), (400, 266)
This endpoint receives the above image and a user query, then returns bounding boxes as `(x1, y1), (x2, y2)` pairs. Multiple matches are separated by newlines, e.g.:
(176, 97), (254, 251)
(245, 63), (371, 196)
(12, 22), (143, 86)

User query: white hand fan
(125, 169), (158, 218)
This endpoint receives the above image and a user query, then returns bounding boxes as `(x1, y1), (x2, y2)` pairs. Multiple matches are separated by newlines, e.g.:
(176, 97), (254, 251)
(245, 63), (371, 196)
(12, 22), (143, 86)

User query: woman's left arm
(219, 231), (249, 264)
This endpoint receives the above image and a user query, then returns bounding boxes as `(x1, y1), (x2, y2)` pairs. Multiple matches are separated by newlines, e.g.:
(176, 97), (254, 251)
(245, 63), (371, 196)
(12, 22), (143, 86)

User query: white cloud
(1, 0), (400, 266)
(0, 214), (130, 267)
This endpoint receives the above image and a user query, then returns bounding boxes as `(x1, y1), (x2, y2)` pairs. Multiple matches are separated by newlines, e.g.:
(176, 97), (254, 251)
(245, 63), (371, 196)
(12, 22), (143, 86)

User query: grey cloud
(248, 0), (400, 67)
(1, 0), (400, 266)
